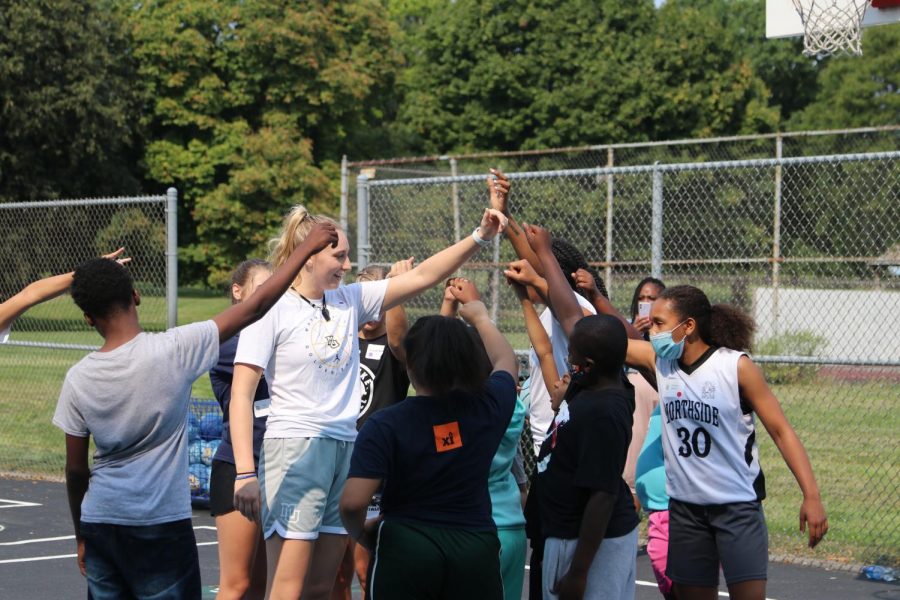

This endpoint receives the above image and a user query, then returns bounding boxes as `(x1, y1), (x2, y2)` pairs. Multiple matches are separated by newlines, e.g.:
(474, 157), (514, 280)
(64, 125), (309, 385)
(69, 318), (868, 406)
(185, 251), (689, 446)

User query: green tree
(0, 0), (142, 203)
(788, 26), (900, 129)
(128, 0), (400, 284)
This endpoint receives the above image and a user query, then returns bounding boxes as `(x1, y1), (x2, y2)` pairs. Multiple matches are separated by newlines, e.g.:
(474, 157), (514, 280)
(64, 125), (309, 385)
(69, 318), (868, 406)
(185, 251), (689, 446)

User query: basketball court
(0, 477), (896, 599)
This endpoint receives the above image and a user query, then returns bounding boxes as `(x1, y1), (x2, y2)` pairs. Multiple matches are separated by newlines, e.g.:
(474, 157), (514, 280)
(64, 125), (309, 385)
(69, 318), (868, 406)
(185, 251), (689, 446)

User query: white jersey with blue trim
(656, 347), (765, 505)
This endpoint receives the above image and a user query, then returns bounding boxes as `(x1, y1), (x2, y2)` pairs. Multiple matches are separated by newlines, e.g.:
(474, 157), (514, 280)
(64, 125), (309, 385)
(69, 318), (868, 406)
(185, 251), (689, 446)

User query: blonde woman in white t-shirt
(0, 249), (129, 343)
(230, 196), (508, 600)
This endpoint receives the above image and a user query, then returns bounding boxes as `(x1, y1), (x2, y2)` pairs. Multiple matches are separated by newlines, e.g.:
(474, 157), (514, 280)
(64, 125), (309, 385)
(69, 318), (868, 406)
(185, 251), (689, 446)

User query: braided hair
(551, 237), (608, 299)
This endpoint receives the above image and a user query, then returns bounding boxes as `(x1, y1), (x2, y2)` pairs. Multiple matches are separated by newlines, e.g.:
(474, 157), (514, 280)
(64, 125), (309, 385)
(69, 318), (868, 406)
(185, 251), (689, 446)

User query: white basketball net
(791, 0), (871, 55)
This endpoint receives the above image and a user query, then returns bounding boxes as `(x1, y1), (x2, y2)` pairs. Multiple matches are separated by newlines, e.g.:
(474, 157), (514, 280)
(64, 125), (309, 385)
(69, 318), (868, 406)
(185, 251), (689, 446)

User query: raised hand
(458, 299), (490, 326)
(388, 257), (415, 279)
(487, 168), (511, 215)
(440, 282), (460, 318)
(446, 277), (481, 304)
(523, 223), (552, 254)
(507, 276), (528, 301)
(302, 222), (339, 254)
(572, 268), (600, 300)
(101, 247), (132, 266)
(478, 208), (508, 242)
(504, 259), (543, 288)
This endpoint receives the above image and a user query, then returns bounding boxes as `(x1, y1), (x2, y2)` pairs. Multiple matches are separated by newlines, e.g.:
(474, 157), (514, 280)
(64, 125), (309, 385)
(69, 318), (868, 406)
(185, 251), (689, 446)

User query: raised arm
(212, 223), (338, 342)
(0, 248), (129, 332)
(449, 279), (517, 380)
(504, 259), (550, 305)
(525, 224), (583, 339)
(571, 268), (643, 340)
(739, 356), (828, 548)
(510, 278), (560, 400)
(382, 208), (507, 311)
(384, 258), (412, 363)
(488, 169), (546, 276)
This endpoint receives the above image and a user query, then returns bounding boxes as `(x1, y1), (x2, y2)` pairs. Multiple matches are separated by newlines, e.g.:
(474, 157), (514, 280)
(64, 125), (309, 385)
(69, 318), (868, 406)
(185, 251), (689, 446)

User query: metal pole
(356, 175), (370, 270)
(450, 158), (461, 242)
(605, 148), (615, 299)
(340, 155), (349, 232)
(651, 164), (663, 279)
(772, 135), (783, 334)
(165, 188), (178, 329)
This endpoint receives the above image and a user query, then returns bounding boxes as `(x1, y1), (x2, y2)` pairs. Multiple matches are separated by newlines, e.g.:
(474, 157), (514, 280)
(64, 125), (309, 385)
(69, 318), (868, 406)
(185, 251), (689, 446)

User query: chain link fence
(0, 192), (177, 477)
(356, 151), (899, 569)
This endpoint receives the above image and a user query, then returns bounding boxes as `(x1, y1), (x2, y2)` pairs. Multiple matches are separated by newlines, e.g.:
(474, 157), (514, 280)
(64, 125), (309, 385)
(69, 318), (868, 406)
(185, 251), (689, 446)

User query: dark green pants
(368, 521), (503, 600)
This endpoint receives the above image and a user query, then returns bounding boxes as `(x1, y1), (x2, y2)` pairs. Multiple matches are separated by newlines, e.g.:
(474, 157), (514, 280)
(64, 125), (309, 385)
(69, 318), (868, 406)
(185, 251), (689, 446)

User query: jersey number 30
(676, 426), (712, 458)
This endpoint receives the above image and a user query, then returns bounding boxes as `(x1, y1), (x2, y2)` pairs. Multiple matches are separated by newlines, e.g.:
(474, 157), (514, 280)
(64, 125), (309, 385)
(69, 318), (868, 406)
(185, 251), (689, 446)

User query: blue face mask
(649, 321), (688, 360)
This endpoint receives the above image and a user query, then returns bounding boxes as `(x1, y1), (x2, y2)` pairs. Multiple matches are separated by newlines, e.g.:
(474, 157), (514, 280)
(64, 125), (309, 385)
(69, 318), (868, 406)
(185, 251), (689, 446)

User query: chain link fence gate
(356, 152), (899, 569)
(0, 190), (177, 477)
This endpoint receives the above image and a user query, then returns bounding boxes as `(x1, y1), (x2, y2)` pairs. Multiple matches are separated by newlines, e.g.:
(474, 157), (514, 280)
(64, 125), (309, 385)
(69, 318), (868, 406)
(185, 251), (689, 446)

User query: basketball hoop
(791, 0), (871, 55)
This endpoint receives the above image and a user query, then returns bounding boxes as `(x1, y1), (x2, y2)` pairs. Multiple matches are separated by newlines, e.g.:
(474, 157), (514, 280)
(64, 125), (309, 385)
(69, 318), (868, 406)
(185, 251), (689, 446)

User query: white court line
(0, 498), (41, 509)
(0, 526), (219, 562)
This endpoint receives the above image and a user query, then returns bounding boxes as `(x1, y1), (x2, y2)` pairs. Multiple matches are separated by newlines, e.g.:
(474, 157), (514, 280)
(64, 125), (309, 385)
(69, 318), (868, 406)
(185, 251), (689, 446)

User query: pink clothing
(647, 510), (674, 597)
(624, 371), (659, 491)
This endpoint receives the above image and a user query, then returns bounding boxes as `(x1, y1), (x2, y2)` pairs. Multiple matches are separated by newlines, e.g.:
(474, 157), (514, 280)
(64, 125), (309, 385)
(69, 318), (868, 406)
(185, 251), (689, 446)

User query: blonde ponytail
(267, 205), (340, 268)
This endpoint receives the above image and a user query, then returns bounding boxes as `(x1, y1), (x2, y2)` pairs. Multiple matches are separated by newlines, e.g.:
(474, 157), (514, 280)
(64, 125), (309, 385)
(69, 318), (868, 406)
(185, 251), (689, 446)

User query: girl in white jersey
(625, 284), (828, 600)
(229, 197), (508, 599)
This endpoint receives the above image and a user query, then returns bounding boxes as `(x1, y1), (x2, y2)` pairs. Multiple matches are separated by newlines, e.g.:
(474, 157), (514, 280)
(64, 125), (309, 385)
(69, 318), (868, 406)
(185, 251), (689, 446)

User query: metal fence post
(651, 164), (664, 279)
(166, 187), (178, 329)
(450, 158), (461, 242)
(356, 175), (370, 270)
(340, 155), (349, 233)
(605, 147), (615, 299)
(772, 135), (783, 334)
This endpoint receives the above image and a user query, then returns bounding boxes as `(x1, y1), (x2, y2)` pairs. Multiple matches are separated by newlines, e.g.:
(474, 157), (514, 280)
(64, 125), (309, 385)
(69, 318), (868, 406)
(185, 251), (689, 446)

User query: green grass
(1, 292), (897, 567)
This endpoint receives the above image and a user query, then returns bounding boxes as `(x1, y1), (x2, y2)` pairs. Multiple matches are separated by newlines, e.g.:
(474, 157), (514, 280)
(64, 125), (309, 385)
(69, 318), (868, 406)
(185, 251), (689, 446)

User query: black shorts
(209, 459), (238, 517)
(666, 498), (768, 587)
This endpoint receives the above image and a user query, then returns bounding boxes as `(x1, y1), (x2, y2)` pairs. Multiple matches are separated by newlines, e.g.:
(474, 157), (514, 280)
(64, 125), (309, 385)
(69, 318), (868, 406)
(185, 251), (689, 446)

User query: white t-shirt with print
(235, 280), (389, 442)
(527, 293), (596, 453)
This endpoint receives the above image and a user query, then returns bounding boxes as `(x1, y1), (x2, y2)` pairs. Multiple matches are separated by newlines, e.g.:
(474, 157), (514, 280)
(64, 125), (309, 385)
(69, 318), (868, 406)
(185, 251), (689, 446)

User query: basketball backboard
(766, 0), (900, 38)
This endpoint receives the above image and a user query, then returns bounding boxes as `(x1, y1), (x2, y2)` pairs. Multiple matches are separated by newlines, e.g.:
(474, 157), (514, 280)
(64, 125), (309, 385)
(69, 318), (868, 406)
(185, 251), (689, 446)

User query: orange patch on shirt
(433, 421), (463, 453)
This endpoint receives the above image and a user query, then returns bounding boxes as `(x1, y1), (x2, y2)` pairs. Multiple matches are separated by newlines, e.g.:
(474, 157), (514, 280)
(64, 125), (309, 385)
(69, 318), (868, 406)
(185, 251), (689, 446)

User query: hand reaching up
(572, 268), (600, 301)
(477, 208), (508, 242)
(504, 259), (543, 288)
(302, 223), (339, 254)
(446, 277), (481, 304)
(101, 247), (132, 266)
(487, 168), (511, 215)
(388, 257), (414, 279)
(523, 223), (552, 254)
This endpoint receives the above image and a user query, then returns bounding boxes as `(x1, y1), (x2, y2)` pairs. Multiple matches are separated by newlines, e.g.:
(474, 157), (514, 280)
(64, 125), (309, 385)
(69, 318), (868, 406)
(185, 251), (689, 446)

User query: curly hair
(71, 258), (134, 319)
(551, 237), (608, 299)
(659, 285), (755, 352)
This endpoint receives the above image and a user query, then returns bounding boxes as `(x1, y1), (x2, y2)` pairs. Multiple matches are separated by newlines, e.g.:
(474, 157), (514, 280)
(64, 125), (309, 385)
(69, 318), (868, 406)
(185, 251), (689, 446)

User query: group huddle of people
(0, 170), (828, 600)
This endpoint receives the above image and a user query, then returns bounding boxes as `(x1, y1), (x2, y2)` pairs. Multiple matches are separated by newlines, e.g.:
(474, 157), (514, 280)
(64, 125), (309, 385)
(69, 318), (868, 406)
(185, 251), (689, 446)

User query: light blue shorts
(542, 526), (637, 600)
(260, 437), (353, 540)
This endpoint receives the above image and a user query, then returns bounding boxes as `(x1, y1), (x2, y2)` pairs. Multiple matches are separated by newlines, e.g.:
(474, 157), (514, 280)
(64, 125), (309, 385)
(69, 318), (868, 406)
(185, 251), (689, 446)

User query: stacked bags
(187, 401), (223, 504)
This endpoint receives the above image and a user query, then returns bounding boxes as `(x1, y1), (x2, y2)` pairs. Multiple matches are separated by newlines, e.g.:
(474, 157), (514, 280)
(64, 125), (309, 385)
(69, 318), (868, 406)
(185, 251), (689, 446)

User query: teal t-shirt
(488, 380), (528, 529)
(635, 404), (669, 511)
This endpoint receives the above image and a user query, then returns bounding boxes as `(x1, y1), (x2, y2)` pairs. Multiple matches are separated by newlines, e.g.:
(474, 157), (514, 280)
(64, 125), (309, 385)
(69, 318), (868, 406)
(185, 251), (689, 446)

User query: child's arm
(487, 169), (546, 276)
(739, 355), (828, 548)
(212, 223), (338, 342)
(511, 279), (561, 404)
(0, 248), (128, 333)
(450, 280), (517, 380)
(525, 225), (584, 339)
(384, 259), (413, 364)
(63, 433), (91, 576)
(340, 477), (383, 550)
(439, 282), (460, 317)
(571, 268), (643, 340)
(554, 491), (616, 600)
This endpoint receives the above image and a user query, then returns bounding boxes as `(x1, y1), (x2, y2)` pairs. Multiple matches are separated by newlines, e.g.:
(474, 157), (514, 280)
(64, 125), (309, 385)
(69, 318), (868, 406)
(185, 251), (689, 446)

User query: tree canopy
(0, 0), (896, 284)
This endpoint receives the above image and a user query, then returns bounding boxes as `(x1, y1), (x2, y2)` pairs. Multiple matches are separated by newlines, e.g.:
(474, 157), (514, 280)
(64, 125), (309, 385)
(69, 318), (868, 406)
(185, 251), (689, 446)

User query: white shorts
(260, 437), (353, 540)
